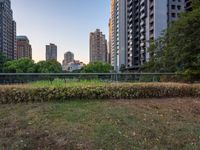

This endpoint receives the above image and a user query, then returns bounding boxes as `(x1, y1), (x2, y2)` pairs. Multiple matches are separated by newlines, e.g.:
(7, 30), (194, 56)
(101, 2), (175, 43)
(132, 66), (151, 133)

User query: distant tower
(64, 51), (74, 64)
(16, 36), (32, 59)
(89, 29), (107, 63)
(62, 51), (74, 71)
(0, 0), (16, 60)
(46, 43), (57, 61)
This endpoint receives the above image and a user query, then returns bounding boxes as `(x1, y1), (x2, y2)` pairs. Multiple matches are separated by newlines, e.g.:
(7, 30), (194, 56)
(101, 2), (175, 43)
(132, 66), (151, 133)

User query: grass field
(30, 79), (109, 87)
(1, 98), (200, 150)
(28, 79), (200, 88)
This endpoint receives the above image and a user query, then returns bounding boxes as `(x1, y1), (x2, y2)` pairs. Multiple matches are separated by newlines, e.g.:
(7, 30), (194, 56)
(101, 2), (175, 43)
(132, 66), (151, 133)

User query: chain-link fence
(0, 73), (179, 84)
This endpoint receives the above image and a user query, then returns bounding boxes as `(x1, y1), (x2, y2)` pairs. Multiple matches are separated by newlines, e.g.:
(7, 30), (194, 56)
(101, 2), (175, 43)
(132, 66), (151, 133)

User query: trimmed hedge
(0, 83), (200, 104)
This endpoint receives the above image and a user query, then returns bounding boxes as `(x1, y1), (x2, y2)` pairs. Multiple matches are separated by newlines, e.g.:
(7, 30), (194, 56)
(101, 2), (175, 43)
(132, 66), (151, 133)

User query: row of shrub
(0, 83), (200, 104)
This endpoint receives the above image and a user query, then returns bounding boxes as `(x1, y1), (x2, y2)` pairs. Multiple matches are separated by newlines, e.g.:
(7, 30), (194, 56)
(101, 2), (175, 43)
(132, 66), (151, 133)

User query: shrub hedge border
(0, 83), (200, 104)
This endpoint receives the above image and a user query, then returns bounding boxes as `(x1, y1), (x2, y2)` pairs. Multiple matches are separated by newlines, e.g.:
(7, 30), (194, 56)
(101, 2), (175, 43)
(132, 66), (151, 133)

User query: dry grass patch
(0, 98), (200, 149)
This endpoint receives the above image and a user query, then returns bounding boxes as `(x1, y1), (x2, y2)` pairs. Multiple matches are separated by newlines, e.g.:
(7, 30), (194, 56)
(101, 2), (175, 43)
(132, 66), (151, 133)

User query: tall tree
(191, 0), (200, 10)
(82, 62), (112, 73)
(143, 6), (200, 80)
(4, 58), (36, 73)
(35, 60), (62, 73)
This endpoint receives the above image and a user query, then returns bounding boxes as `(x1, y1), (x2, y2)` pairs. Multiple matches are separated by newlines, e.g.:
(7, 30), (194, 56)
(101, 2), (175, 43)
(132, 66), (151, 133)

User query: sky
(12, 0), (110, 64)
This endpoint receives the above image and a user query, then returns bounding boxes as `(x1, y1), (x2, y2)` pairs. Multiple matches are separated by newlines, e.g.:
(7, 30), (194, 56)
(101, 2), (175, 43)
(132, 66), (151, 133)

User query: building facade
(64, 51), (74, 64)
(109, 0), (126, 71)
(109, 0), (187, 71)
(108, 19), (112, 64)
(90, 29), (107, 63)
(64, 60), (85, 72)
(46, 43), (57, 61)
(62, 51), (74, 71)
(16, 36), (32, 59)
(0, 0), (16, 60)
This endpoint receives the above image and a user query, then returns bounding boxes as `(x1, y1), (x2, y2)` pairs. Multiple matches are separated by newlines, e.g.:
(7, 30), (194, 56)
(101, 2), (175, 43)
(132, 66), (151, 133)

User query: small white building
(63, 60), (85, 72)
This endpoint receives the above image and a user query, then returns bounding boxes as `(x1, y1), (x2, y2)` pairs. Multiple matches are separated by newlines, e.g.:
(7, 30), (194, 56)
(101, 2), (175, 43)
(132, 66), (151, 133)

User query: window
(171, 13), (176, 18)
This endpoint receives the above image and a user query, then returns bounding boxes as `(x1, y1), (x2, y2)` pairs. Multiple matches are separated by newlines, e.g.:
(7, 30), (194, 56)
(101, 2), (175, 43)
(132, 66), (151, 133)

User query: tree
(0, 52), (8, 73)
(191, 0), (200, 10)
(4, 58), (36, 73)
(82, 62), (112, 73)
(143, 6), (200, 80)
(120, 64), (126, 72)
(35, 60), (62, 73)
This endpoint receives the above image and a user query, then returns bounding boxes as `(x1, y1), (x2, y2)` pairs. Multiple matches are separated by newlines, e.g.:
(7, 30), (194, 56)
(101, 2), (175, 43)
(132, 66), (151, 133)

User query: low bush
(0, 83), (200, 104)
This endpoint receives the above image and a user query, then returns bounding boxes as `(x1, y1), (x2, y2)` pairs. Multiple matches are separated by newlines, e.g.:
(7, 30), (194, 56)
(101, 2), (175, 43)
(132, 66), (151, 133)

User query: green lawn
(0, 98), (200, 150)
(30, 79), (109, 87)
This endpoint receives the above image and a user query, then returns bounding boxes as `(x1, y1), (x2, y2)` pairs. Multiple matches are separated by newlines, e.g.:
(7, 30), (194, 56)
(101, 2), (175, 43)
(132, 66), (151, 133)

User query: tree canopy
(35, 60), (62, 73)
(82, 62), (112, 73)
(191, 0), (200, 10)
(143, 5), (200, 80)
(4, 58), (35, 73)
(3, 58), (62, 73)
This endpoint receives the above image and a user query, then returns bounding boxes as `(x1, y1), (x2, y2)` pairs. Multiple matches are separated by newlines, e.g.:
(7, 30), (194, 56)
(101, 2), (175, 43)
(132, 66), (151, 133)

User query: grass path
(0, 98), (200, 150)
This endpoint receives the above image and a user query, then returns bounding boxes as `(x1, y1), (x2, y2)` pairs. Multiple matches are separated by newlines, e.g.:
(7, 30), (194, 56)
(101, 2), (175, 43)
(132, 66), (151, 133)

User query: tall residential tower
(62, 51), (74, 71)
(110, 0), (126, 71)
(46, 43), (57, 61)
(16, 36), (32, 59)
(90, 29), (107, 63)
(63, 51), (74, 64)
(109, 0), (186, 71)
(0, 0), (16, 60)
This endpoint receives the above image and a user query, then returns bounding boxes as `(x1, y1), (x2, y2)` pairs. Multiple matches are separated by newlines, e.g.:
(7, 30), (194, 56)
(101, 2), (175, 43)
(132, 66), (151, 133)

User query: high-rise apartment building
(46, 43), (57, 61)
(108, 19), (112, 64)
(16, 36), (32, 59)
(110, 0), (126, 71)
(63, 51), (74, 64)
(0, 0), (16, 60)
(62, 51), (74, 71)
(109, 0), (187, 71)
(90, 29), (107, 63)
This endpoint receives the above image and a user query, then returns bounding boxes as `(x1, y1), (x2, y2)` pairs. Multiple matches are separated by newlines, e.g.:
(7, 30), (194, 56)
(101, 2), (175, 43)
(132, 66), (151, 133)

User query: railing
(0, 73), (178, 84)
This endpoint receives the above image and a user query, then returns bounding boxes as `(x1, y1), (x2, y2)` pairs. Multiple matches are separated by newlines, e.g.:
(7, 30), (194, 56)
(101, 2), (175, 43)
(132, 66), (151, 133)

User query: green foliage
(82, 62), (112, 73)
(0, 83), (199, 104)
(35, 60), (62, 73)
(31, 79), (105, 88)
(142, 39), (166, 72)
(4, 58), (35, 73)
(3, 58), (62, 73)
(120, 64), (126, 72)
(143, 7), (200, 81)
(191, 0), (200, 10)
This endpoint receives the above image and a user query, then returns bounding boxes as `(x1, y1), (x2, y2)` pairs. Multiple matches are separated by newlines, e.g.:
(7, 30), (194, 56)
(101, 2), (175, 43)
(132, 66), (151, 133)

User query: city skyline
(12, 0), (110, 64)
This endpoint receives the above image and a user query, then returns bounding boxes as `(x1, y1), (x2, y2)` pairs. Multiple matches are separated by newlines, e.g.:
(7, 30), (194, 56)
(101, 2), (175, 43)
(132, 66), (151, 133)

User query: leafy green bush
(82, 61), (112, 73)
(0, 83), (200, 104)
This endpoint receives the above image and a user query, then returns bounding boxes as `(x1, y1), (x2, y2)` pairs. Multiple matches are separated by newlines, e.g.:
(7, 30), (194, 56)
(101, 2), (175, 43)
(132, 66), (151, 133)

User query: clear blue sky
(12, 0), (110, 64)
